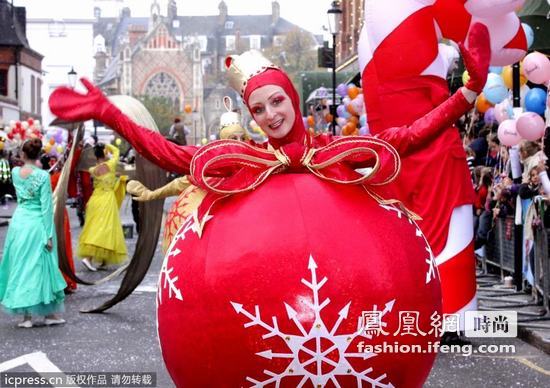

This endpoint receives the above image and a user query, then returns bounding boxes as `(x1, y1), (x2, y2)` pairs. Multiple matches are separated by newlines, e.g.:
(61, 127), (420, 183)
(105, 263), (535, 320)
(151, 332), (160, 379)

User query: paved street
(1, 198), (550, 387)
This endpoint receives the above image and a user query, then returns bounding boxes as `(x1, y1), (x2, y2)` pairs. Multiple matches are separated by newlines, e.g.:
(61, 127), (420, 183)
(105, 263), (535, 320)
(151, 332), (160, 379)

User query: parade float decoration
(157, 138), (442, 387)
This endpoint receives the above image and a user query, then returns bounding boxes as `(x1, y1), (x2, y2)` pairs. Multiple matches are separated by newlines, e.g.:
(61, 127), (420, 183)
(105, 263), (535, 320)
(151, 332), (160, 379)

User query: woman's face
(530, 169), (540, 185)
(248, 85), (295, 139)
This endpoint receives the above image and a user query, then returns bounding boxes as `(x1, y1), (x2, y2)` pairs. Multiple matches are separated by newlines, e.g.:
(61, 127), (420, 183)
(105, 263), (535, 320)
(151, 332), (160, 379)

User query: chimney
(14, 6), (26, 38)
(271, 1), (280, 25)
(218, 1), (227, 25)
(167, 0), (177, 20)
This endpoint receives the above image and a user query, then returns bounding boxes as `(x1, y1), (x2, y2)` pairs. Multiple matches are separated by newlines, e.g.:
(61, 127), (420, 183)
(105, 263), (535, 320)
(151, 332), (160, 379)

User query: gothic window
(144, 72), (182, 108)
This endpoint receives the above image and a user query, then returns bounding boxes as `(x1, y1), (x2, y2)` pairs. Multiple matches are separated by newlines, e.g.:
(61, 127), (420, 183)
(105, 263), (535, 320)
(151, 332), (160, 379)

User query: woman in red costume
(48, 24), (488, 180)
(49, 24), (489, 388)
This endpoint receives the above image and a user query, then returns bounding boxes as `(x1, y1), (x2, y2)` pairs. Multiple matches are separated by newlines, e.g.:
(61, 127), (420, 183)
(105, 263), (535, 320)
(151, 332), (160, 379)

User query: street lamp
(67, 67), (77, 88)
(327, 1), (342, 135)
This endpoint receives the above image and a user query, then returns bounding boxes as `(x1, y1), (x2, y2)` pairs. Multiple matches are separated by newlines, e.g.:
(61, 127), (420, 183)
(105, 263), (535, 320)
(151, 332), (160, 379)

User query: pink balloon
(522, 52), (550, 85)
(465, 0), (525, 18)
(516, 112), (546, 141)
(498, 119), (522, 146)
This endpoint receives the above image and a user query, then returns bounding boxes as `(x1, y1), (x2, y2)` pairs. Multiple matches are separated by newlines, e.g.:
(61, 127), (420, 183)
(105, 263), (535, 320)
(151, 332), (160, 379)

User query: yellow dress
(77, 144), (127, 264)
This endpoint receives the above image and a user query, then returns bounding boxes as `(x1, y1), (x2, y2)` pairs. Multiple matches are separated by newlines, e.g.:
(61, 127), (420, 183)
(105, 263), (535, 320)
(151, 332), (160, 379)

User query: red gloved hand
(459, 22), (491, 94)
(49, 78), (113, 123)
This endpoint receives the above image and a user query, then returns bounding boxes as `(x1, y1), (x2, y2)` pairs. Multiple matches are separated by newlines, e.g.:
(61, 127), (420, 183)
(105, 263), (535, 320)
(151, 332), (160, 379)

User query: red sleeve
(103, 105), (198, 175)
(376, 90), (472, 157)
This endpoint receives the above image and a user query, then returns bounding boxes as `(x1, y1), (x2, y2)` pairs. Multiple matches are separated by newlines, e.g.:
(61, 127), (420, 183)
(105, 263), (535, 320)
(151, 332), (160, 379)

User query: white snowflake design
(379, 203), (437, 284)
(157, 215), (206, 305)
(231, 255), (395, 387)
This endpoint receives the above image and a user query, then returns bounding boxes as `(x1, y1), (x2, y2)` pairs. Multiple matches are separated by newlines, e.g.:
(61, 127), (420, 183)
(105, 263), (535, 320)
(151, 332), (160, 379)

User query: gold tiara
(225, 50), (279, 98)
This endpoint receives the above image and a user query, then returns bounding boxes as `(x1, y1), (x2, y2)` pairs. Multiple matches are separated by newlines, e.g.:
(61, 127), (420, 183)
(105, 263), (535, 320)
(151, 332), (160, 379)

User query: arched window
(144, 72), (181, 108)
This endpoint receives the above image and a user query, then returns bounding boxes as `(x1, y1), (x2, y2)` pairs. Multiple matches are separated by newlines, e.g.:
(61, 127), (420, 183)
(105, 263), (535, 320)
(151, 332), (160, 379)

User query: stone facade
(93, 0), (317, 141)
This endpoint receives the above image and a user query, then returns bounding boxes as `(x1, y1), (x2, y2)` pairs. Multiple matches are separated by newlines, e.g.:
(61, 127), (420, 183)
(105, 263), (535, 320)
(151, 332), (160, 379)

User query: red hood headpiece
(225, 50), (309, 149)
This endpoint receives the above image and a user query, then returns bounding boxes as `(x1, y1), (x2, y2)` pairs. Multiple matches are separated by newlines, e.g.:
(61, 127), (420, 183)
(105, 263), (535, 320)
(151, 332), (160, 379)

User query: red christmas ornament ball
(157, 174), (441, 387)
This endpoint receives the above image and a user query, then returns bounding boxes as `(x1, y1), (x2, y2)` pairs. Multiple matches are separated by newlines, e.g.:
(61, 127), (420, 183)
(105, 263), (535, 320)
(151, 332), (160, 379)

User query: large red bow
(189, 137), (403, 234)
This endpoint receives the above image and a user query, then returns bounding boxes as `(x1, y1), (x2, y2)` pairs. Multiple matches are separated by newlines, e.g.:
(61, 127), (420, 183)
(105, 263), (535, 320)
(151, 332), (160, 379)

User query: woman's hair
(22, 138), (42, 160)
(519, 140), (541, 158)
(94, 143), (106, 159)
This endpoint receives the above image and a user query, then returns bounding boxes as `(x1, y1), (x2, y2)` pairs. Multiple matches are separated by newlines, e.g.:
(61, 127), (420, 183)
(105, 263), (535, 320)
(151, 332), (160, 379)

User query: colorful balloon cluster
(43, 128), (68, 157)
(471, 50), (550, 147)
(334, 83), (368, 136)
(1, 118), (43, 150)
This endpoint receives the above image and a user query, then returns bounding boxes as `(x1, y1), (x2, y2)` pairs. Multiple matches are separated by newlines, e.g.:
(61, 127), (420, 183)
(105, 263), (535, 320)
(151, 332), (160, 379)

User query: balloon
(484, 107), (496, 126)
(56, 145), (64, 153)
(465, 0), (525, 18)
(347, 85), (360, 99)
(201, 138), (208, 145)
(358, 126), (369, 136)
(494, 99), (513, 123)
(501, 65), (527, 89)
(115, 138), (122, 146)
(21, 121), (29, 130)
(336, 117), (347, 128)
(524, 88), (547, 115)
(522, 52), (550, 85)
(462, 71), (470, 86)
(306, 115), (315, 127)
(498, 119), (521, 146)
(324, 113), (333, 123)
(336, 104), (350, 118)
(27, 118), (34, 126)
(184, 104), (192, 114)
(335, 83), (348, 98)
(489, 66), (503, 74)
(521, 23), (534, 48)
(346, 103), (357, 116)
(44, 144), (52, 153)
(359, 114), (367, 127)
(475, 93), (492, 113)
(516, 112), (546, 141)
(483, 73), (508, 104)
(48, 138), (55, 145)
(348, 116), (359, 125)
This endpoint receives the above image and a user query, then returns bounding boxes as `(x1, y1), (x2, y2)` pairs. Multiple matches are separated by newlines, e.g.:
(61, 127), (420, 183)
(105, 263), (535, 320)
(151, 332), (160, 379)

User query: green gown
(0, 165), (66, 316)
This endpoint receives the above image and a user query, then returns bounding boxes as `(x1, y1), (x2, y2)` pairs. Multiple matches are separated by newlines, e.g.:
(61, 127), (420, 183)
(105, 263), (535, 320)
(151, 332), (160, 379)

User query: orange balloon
(49, 138), (55, 145)
(475, 93), (492, 113)
(347, 86), (360, 99)
(501, 65), (527, 89)
(184, 104), (192, 114)
(348, 116), (359, 125)
(346, 103), (357, 116)
(347, 120), (357, 131)
(307, 115), (315, 127)
(324, 113), (333, 123)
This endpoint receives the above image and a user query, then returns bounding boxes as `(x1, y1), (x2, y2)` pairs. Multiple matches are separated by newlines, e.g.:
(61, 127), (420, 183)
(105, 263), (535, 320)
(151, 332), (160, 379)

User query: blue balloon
(483, 73), (508, 105)
(524, 88), (547, 115)
(359, 114), (367, 127)
(336, 104), (350, 118)
(522, 23), (534, 49)
(489, 66), (503, 74)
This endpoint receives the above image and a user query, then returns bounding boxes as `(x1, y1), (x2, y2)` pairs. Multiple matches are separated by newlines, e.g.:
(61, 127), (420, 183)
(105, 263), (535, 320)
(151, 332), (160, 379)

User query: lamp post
(327, 1), (342, 136)
(67, 67), (77, 88)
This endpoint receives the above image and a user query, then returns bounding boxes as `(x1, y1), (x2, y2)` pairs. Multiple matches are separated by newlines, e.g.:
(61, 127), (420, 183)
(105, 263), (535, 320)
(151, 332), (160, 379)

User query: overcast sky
(15, 0), (334, 35)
